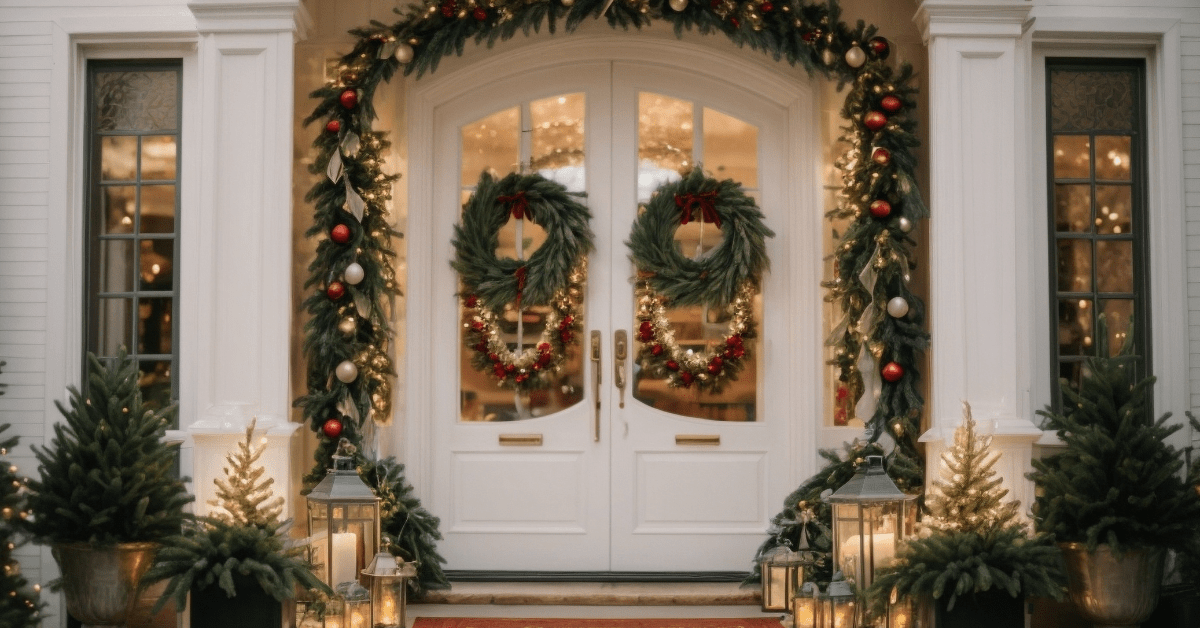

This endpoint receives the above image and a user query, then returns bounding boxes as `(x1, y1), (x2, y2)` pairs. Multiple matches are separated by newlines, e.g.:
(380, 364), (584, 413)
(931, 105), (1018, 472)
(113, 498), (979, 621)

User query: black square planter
(935, 589), (1026, 628)
(190, 574), (283, 628)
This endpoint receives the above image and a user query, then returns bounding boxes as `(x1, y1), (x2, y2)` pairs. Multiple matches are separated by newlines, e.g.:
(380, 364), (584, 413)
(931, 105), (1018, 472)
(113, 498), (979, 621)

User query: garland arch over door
(296, 0), (928, 580)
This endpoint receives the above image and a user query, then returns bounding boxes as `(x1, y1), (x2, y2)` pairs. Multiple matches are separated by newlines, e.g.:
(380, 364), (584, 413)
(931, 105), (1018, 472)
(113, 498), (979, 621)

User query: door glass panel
(461, 106), (519, 187)
(703, 107), (757, 188)
(637, 92), (691, 203)
(632, 94), (760, 422)
(1053, 184), (1091, 233)
(1053, 135), (1090, 179)
(459, 96), (586, 422)
(1058, 298), (1093, 356)
(1095, 136), (1131, 181)
(532, 93), (586, 192)
(1056, 239), (1091, 292)
(1095, 185), (1131, 234)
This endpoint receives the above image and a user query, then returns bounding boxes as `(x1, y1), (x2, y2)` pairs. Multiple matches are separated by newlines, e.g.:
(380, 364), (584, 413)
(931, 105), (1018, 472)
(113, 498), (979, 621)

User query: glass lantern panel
(345, 600), (371, 628)
(832, 503), (863, 584)
(761, 563), (793, 611)
(870, 503), (901, 580)
(794, 596), (817, 628)
(831, 600), (856, 628)
(372, 577), (404, 628)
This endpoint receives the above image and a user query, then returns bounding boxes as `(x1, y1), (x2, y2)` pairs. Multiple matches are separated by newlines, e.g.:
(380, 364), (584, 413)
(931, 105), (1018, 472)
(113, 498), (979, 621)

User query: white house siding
(1184, 14), (1200, 438)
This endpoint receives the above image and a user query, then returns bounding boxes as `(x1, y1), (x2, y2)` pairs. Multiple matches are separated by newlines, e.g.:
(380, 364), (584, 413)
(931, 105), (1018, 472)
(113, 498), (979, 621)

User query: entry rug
(415, 619), (783, 628)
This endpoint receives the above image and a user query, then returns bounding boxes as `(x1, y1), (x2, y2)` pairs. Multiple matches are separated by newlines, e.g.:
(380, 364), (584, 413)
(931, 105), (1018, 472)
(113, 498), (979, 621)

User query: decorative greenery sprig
(358, 456), (451, 596)
(146, 421), (329, 611)
(25, 350), (192, 546)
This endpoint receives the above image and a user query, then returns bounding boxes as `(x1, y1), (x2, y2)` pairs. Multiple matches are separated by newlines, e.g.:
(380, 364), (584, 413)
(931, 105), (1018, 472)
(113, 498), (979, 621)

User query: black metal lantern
(821, 576), (857, 628)
(306, 439), (381, 589)
(793, 581), (820, 628)
(362, 548), (417, 628)
(760, 546), (804, 612)
(825, 455), (915, 589)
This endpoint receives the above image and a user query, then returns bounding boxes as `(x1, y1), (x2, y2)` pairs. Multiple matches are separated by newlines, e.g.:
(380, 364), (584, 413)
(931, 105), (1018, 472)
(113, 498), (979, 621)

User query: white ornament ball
(821, 50), (837, 66)
(668, 0), (688, 10)
(898, 216), (913, 233)
(887, 296), (910, 318)
(344, 262), (365, 285)
(844, 46), (866, 68)
(336, 360), (358, 383)
(394, 43), (414, 64)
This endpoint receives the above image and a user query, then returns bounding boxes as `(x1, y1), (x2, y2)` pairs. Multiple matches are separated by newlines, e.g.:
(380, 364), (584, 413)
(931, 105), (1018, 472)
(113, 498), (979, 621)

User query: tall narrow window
(1046, 59), (1147, 407)
(84, 61), (182, 414)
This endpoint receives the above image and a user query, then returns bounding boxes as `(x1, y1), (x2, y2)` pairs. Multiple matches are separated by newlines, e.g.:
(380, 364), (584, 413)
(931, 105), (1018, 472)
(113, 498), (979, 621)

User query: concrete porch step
(418, 582), (764, 606)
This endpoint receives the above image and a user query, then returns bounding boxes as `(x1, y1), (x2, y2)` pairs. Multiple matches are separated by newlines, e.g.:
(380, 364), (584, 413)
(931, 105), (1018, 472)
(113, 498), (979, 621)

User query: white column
(181, 0), (310, 518)
(915, 1), (1043, 516)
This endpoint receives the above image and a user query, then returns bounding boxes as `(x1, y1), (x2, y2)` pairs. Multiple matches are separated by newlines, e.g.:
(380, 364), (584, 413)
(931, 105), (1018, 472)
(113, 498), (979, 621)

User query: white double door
(425, 54), (800, 572)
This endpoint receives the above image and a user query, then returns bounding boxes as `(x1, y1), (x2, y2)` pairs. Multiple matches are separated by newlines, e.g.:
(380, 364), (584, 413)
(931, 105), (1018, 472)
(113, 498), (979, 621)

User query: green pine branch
(358, 456), (450, 596)
(209, 419), (285, 529)
(0, 424), (44, 628)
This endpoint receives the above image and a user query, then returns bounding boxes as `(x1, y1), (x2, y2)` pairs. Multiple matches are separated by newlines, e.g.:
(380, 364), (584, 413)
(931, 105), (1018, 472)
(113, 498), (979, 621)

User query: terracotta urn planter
(1060, 543), (1166, 628)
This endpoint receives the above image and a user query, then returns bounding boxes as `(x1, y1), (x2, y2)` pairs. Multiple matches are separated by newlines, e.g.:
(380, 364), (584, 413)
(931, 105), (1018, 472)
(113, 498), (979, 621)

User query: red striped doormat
(414, 619), (783, 628)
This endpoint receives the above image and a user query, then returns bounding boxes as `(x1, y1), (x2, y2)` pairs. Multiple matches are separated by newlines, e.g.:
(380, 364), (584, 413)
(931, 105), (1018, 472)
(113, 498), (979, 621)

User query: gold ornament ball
(821, 49), (837, 66)
(886, 296), (910, 318)
(898, 216), (913, 233)
(561, 0), (575, 5)
(335, 360), (358, 383)
(339, 317), (357, 334)
(844, 46), (867, 68)
(394, 43), (414, 63)
(668, 0), (687, 10)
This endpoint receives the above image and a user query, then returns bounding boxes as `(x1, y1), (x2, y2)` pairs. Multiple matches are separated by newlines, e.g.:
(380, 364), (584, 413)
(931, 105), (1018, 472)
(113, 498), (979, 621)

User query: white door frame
(404, 29), (824, 569)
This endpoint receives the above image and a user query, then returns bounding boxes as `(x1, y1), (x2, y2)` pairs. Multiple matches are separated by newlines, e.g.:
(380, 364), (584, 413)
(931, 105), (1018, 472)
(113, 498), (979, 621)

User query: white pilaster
(915, 1), (1043, 516)
(182, 0), (309, 518)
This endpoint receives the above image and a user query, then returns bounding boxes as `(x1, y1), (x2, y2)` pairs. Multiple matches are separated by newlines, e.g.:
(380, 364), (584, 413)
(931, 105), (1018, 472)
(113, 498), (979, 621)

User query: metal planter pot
(52, 542), (158, 628)
(1060, 542), (1166, 628)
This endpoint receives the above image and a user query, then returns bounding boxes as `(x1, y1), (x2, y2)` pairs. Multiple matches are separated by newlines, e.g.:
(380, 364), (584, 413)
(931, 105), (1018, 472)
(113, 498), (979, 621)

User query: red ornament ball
(871, 147), (891, 165)
(880, 95), (903, 113)
(760, 1), (773, 11)
(326, 281), (346, 300)
(867, 36), (890, 59)
(863, 111), (888, 131)
(473, 6), (487, 20)
(331, 223), (351, 244)
(325, 119), (341, 134)
(322, 418), (343, 439)
(869, 199), (892, 218)
(493, 363), (507, 378)
(665, 360), (680, 371)
(680, 372), (695, 387)
(651, 344), (664, 357)
(339, 89), (358, 109)
(441, 0), (456, 17)
(730, 17), (740, 28)
(465, 295), (478, 308)
(881, 362), (904, 382)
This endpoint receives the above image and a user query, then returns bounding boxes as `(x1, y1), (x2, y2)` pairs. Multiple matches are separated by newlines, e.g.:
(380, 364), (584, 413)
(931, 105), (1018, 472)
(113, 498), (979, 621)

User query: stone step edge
(419, 585), (763, 607)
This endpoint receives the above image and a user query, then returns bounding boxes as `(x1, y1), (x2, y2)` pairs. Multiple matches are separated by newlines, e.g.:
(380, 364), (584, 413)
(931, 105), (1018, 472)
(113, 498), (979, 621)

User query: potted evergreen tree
(1029, 326), (1200, 628)
(868, 402), (1062, 628)
(145, 419), (329, 627)
(24, 350), (192, 628)
(0, 422), (44, 628)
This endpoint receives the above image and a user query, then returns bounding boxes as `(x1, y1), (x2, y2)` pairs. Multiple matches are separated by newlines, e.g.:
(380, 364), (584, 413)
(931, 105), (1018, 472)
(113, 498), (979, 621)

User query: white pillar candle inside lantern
(306, 439), (381, 589)
(825, 455), (915, 589)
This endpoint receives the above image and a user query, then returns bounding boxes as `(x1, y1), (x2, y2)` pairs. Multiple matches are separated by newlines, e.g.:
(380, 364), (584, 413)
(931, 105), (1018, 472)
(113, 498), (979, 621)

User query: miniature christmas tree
(924, 402), (1020, 535)
(147, 420), (328, 610)
(869, 402), (1062, 612)
(1030, 326), (1200, 552)
(209, 418), (284, 529)
(0, 423), (43, 628)
(26, 350), (191, 545)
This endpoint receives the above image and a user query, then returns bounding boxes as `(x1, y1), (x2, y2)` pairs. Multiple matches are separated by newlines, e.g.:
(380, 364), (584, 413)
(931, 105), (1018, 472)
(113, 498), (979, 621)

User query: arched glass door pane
(458, 94), (587, 422)
(631, 92), (761, 421)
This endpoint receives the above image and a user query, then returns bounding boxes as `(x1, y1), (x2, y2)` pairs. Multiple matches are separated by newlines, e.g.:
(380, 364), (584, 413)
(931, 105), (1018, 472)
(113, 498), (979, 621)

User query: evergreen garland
(145, 421), (329, 612)
(358, 456), (451, 595)
(25, 350), (193, 546)
(303, 0), (927, 587)
(1029, 322), (1200, 553)
(868, 403), (1062, 613)
(0, 421), (43, 628)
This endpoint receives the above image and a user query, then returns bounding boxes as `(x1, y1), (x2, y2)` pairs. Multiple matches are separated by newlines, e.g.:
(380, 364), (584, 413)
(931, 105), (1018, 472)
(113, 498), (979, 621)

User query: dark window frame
(83, 58), (183, 417)
(1044, 57), (1150, 412)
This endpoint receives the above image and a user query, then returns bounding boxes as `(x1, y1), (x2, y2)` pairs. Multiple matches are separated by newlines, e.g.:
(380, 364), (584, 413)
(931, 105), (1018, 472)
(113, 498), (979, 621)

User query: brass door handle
(499, 434), (543, 446)
(590, 330), (601, 442)
(614, 330), (628, 408)
(676, 434), (721, 446)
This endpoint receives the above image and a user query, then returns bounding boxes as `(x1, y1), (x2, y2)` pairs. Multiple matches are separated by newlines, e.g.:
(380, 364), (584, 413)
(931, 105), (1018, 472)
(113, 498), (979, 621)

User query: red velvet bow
(498, 191), (530, 221)
(675, 191), (721, 227)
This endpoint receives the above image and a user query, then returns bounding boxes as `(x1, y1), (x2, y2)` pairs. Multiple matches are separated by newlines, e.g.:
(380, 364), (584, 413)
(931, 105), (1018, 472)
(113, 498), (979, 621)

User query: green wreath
(452, 171), (594, 310)
(627, 167), (774, 308)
